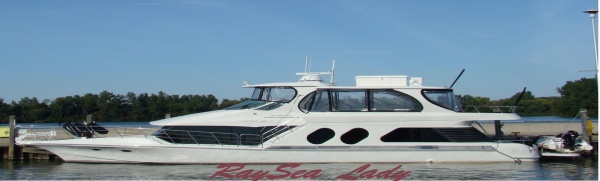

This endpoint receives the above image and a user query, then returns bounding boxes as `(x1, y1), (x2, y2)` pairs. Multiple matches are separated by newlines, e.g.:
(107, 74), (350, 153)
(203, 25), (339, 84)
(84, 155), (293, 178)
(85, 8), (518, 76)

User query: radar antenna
(296, 59), (336, 85)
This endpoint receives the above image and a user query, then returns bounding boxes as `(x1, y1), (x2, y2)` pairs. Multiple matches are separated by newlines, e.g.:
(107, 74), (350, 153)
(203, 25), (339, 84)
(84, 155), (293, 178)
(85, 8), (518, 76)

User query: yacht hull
(20, 137), (539, 163)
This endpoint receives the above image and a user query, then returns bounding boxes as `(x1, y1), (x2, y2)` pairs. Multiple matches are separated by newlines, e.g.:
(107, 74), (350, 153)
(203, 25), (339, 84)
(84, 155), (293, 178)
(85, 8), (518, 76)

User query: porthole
(341, 128), (369, 144)
(307, 128), (335, 144)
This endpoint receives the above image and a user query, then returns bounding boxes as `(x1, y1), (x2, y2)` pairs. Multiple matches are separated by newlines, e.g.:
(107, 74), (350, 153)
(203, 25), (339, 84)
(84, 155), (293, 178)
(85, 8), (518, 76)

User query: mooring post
(8, 115), (15, 160)
(165, 114), (171, 119)
(579, 109), (593, 143)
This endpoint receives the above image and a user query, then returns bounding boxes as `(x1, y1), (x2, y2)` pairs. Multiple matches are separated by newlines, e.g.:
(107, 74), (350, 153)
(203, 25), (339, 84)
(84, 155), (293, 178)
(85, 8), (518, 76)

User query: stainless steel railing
(15, 126), (160, 142)
(16, 122), (307, 148)
(151, 129), (264, 146)
(462, 106), (517, 113)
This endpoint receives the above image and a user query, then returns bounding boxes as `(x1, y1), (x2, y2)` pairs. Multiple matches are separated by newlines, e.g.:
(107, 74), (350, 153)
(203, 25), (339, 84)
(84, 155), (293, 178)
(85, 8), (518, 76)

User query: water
(0, 159), (597, 180)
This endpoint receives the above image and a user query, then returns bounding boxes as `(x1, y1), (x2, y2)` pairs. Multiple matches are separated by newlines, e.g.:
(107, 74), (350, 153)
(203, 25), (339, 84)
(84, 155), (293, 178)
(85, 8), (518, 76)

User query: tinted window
(298, 92), (316, 113)
(380, 128), (449, 142)
(311, 90), (331, 112)
(422, 90), (462, 111)
(227, 87), (297, 110)
(341, 128), (369, 144)
(370, 90), (422, 112)
(307, 128), (335, 144)
(332, 90), (366, 111)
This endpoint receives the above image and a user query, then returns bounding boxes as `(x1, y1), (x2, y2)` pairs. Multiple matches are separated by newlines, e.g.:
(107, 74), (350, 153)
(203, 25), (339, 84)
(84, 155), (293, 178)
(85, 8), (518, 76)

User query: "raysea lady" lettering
(210, 163), (410, 180)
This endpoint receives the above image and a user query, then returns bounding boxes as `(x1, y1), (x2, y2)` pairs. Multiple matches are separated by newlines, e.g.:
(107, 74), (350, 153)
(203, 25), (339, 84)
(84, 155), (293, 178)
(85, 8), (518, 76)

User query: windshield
(422, 89), (463, 112)
(226, 87), (297, 110)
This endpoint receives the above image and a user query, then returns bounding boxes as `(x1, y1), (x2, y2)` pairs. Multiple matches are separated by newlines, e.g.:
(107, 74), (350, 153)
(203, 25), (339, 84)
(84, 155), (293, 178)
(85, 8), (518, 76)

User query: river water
(0, 158), (597, 180)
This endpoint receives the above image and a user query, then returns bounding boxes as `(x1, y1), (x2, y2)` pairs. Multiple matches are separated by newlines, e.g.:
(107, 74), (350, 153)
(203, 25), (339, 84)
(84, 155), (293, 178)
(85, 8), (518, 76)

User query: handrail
(462, 106), (517, 113)
(16, 126), (160, 142)
(17, 125), (277, 148)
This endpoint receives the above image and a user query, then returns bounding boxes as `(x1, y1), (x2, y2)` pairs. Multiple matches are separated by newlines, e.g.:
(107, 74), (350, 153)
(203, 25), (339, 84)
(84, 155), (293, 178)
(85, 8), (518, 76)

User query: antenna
(304, 56), (308, 73)
(450, 69), (465, 88)
(513, 87), (527, 106)
(330, 60), (336, 85)
(308, 56), (312, 72)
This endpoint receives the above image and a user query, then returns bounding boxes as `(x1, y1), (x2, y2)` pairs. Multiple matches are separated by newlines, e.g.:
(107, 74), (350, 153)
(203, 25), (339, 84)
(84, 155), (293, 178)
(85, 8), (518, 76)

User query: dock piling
(8, 115), (16, 160)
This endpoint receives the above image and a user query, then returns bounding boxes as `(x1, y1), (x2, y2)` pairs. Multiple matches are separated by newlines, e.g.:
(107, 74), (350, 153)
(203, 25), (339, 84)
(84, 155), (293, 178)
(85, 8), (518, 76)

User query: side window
(310, 90), (331, 112)
(307, 128), (335, 144)
(332, 90), (366, 112)
(298, 92), (316, 113)
(370, 90), (422, 112)
(301, 89), (421, 112)
(422, 90), (462, 111)
(380, 128), (449, 142)
(264, 87), (297, 102)
(341, 128), (369, 144)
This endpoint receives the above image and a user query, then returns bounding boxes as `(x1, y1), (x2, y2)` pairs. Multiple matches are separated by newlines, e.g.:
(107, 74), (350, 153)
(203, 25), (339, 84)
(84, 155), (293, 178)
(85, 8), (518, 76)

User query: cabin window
(332, 90), (367, 111)
(303, 89), (422, 112)
(370, 90), (422, 112)
(422, 90), (462, 112)
(380, 128), (449, 142)
(341, 128), (369, 144)
(298, 92), (315, 113)
(297, 91), (338, 113)
(307, 128), (335, 144)
(261, 87), (297, 102)
(227, 87), (297, 110)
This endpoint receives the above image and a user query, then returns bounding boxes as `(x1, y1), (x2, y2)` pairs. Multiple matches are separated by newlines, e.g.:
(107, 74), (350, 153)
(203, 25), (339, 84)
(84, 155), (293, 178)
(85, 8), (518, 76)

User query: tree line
(0, 91), (245, 123)
(0, 77), (597, 123)
(459, 77), (596, 117)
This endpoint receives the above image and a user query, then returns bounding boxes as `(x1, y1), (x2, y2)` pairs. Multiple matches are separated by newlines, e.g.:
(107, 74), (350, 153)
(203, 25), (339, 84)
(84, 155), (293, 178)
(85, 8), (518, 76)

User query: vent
(433, 128), (492, 142)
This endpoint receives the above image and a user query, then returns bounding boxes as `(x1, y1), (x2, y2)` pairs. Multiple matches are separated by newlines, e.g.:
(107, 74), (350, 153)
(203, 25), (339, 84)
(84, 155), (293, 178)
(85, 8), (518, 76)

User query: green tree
(49, 96), (83, 123)
(556, 77), (597, 117)
(0, 98), (9, 122)
(96, 91), (127, 122)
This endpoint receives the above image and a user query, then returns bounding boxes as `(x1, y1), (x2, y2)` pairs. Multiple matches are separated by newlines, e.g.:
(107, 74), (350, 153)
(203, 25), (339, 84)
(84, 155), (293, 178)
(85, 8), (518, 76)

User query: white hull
(21, 137), (538, 163)
(534, 134), (594, 157)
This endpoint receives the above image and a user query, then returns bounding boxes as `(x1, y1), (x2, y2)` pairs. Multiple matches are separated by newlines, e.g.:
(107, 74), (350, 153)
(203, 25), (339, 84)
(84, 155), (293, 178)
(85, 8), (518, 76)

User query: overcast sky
(0, 0), (598, 103)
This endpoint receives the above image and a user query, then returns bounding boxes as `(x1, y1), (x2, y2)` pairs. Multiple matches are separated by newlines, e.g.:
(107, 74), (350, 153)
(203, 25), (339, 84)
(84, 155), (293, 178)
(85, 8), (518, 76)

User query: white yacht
(17, 63), (539, 163)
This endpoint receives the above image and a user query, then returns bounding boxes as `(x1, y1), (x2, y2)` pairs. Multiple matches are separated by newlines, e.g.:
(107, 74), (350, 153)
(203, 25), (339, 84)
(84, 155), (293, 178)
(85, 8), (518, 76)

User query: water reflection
(0, 158), (597, 180)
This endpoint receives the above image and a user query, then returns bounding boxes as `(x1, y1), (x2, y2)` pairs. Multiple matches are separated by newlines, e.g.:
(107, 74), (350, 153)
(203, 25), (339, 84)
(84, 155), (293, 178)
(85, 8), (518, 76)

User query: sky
(0, 0), (598, 103)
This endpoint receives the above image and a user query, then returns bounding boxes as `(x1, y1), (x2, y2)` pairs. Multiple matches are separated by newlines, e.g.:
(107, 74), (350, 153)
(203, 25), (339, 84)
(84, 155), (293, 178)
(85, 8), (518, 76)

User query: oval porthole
(307, 128), (335, 144)
(341, 128), (369, 144)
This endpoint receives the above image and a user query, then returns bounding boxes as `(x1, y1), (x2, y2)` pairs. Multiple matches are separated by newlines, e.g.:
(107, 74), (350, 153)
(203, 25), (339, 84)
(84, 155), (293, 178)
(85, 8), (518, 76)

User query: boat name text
(209, 163), (410, 180)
